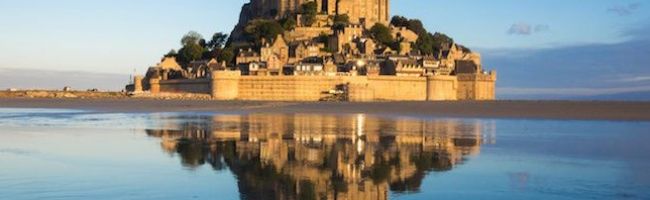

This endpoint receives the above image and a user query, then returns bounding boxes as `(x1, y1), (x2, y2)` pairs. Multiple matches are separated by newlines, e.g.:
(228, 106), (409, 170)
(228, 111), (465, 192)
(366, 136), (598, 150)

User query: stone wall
(236, 76), (363, 101)
(367, 76), (427, 101)
(457, 72), (497, 100)
(211, 71), (241, 100)
(426, 75), (458, 101)
(148, 71), (495, 101)
(159, 79), (211, 94)
(208, 72), (477, 101)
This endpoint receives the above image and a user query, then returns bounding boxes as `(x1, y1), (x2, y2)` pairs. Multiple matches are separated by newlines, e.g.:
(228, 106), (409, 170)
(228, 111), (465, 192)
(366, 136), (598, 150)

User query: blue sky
(1, 0), (649, 99)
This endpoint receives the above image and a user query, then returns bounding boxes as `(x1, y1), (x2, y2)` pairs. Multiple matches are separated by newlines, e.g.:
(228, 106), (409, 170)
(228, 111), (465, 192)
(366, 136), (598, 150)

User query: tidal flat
(0, 108), (649, 199)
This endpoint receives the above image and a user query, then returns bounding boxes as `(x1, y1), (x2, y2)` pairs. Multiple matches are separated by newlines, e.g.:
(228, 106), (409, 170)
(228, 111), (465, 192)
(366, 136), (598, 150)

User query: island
(126, 0), (496, 102)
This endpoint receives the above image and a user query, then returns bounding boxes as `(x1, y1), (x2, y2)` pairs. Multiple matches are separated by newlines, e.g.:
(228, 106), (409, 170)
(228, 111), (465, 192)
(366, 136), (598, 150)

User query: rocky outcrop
(229, 3), (254, 44)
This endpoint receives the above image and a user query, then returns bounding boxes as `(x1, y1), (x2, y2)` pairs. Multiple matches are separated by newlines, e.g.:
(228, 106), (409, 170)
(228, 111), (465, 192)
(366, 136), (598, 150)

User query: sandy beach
(1, 97), (649, 121)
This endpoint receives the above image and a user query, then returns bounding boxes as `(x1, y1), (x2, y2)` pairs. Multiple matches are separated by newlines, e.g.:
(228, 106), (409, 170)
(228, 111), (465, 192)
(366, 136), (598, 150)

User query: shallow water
(0, 108), (648, 200)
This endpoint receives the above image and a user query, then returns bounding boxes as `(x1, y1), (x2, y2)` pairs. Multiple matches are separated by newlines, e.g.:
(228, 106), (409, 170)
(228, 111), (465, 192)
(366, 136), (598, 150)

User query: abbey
(251, 0), (390, 26)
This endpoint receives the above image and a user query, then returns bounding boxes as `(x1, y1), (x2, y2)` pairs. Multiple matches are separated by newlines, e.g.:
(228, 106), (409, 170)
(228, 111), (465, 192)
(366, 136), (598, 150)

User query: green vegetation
(180, 31), (203, 46)
(390, 16), (426, 36)
(244, 19), (285, 46)
(300, 2), (318, 26)
(173, 31), (234, 67)
(177, 31), (205, 68)
(369, 23), (394, 47)
(207, 32), (228, 50)
(332, 14), (350, 30)
(279, 17), (297, 30)
(164, 49), (177, 57)
(391, 15), (457, 55)
(218, 47), (234, 65)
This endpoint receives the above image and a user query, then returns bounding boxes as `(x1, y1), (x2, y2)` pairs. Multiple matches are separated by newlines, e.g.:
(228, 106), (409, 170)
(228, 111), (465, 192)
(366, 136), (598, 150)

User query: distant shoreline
(1, 97), (649, 121)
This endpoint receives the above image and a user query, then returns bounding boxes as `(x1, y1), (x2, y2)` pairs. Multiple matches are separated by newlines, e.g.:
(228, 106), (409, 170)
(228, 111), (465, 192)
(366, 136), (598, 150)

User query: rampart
(148, 71), (495, 101)
(157, 79), (212, 94)
(457, 71), (497, 100)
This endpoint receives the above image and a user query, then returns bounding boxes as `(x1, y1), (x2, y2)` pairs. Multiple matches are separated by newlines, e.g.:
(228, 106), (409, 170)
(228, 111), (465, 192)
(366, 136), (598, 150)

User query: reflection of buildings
(146, 114), (494, 200)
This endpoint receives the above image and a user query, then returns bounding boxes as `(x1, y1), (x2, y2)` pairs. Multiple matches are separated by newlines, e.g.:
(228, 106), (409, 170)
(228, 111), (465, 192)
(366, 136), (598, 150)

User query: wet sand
(1, 97), (649, 121)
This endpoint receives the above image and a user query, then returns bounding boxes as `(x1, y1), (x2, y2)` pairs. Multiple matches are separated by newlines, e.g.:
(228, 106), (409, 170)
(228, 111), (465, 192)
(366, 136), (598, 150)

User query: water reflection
(145, 114), (494, 200)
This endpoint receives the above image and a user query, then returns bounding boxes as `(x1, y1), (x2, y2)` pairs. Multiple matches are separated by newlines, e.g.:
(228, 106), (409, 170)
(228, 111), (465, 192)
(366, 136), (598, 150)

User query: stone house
(187, 58), (225, 79)
(391, 26), (419, 43)
(294, 62), (325, 75)
(261, 35), (290, 75)
(393, 59), (425, 77)
(236, 48), (261, 65)
(292, 41), (322, 61)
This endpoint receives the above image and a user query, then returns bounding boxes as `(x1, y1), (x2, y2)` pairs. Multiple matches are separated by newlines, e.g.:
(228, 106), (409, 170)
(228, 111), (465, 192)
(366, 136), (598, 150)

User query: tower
(335, 0), (389, 27)
(250, 0), (389, 25)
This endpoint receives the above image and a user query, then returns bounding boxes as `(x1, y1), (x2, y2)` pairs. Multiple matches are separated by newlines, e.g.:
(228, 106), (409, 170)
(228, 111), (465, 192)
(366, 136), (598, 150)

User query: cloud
(622, 22), (650, 40)
(618, 76), (650, 83)
(484, 22), (650, 100)
(608, 2), (642, 16)
(507, 23), (549, 35)
(534, 24), (549, 32)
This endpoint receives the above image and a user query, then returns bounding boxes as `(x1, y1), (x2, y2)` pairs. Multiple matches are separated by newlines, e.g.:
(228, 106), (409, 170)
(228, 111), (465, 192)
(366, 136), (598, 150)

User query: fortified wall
(139, 71), (496, 101)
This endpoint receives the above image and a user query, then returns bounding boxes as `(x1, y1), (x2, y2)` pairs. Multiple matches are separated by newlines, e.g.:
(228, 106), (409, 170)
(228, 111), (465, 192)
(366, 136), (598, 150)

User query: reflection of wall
(146, 114), (494, 200)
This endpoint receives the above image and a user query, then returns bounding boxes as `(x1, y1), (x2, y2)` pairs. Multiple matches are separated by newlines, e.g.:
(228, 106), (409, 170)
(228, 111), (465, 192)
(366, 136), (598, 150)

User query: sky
(0, 0), (649, 99)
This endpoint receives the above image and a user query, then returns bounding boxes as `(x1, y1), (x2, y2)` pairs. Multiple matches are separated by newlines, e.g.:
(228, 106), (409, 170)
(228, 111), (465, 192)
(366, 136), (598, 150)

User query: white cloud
(507, 23), (549, 36)
(608, 3), (642, 16)
(508, 23), (532, 35)
(618, 76), (650, 83)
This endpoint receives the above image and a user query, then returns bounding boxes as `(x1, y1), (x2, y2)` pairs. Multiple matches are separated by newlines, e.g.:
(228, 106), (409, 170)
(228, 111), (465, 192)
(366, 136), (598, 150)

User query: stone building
(236, 48), (261, 64)
(250, 0), (390, 27)
(260, 35), (290, 75)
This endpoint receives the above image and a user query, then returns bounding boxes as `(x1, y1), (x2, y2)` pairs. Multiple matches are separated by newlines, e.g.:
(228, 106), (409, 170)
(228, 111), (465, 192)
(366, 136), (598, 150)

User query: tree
(407, 19), (426, 36)
(199, 38), (207, 48)
(301, 2), (318, 26)
(218, 47), (234, 64)
(164, 49), (177, 57)
(369, 23), (394, 46)
(391, 16), (428, 37)
(178, 43), (204, 67)
(301, 2), (318, 15)
(390, 16), (409, 27)
(181, 31), (203, 46)
(177, 31), (206, 68)
(415, 33), (435, 55)
(432, 32), (454, 50)
(333, 14), (350, 25)
(415, 32), (456, 55)
(316, 32), (329, 43)
(279, 17), (297, 30)
(332, 14), (350, 30)
(390, 16), (460, 55)
(207, 32), (228, 50)
(244, 19), (285, 45)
